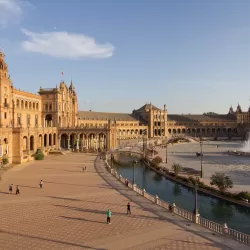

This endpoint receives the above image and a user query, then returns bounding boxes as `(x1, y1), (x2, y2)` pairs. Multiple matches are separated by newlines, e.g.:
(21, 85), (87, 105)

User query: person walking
(85, 166), (87, 171)
(16, 185), (20, 195)
(9, 184), (13, 194)
(127, 202), (131, 215)
(40, 180), (43, 188)
(106, 209), (112, 224)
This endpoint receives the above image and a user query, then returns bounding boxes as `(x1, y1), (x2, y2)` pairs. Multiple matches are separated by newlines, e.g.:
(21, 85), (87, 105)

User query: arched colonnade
(117, 129), (145, 139)
(60, 132), (107, 151)
(22, 133), (57, 153)
(167, 127), (238, 135)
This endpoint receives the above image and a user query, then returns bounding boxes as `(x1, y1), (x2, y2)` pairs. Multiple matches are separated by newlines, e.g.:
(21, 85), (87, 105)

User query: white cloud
(0, 0), (31, 28)
(21, 29), (115, 59)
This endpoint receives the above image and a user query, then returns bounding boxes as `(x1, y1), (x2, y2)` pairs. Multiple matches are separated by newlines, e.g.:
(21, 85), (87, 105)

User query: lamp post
(193, 179), (199, 214)
(133, 160), (138, 185)
(165, 142), (168, 164)
(200, 141), (203, 178)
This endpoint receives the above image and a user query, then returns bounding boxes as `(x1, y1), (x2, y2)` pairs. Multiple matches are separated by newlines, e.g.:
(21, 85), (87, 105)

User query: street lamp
(200, 141), (203, 178)
(165, 142), (168, 164)
(193, 178), (199, 214)
(133, 160), (138, 185)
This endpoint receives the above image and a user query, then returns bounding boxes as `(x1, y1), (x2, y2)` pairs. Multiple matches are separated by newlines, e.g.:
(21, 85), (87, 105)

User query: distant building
(0, 50), (247, 164)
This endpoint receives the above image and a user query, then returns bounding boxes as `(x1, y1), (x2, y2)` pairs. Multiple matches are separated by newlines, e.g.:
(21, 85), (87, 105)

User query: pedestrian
(16, 185), (20, 195)
(40, 180), (43, 188)
(106, 209), (112, 224)
(9, 184), (13, 194)
(127, 202), (131, 215)
(85, 166), (87, 171)
(82, 167), (85, 172)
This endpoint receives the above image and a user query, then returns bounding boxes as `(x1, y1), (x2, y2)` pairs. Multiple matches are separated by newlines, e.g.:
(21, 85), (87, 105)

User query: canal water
(113, 153), (250, 234)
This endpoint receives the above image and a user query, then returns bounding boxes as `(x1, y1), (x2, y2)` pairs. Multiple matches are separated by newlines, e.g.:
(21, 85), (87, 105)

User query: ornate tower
(163, 104), (168, 137)
(68, 80), (78, 127)
(0, 50), (13, 128)
(228, 105), (234, 114)
(236, 103), (242, 113)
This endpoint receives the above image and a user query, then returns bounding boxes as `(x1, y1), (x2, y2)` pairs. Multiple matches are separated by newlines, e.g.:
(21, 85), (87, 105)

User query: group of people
(82, 166), (87, 172)
(8, 184), (19, 195)
(9, 180), (44, 195)
(106, 202), (131, 224)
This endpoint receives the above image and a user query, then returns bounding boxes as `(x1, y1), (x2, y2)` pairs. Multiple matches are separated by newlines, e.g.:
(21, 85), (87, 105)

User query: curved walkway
(0, 153), (247, 250)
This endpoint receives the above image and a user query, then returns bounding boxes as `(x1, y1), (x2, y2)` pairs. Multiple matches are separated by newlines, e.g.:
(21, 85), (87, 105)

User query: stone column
(58, 137), (61, 150)
(46, 134), (49, 148)
(76, 135), (79, 152)
(67, 138), (70, 150)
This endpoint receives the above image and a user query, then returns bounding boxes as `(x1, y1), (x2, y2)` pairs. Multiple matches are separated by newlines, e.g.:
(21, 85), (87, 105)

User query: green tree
(35, 148), (45, 160)
(152, 156), (162, 165)
(210, 173), (233, 192)
(2, 156), (9, 165)
(172, 163), (182, 176)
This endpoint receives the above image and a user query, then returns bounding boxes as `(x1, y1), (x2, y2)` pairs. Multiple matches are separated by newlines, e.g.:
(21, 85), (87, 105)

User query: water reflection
(172, 183), (182, 196)
(153, 173), (163, 182)
(210, 199), (233, 220)
(113, 153), (250, 234)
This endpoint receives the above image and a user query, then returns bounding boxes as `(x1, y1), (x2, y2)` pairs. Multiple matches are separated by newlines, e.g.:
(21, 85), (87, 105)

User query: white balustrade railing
(144, 192), (155, 202)
(174, 206), (193, 221)
(227, 228), (250, 244)
(198, 217), (222, 233)
(103, 153), (250, 246)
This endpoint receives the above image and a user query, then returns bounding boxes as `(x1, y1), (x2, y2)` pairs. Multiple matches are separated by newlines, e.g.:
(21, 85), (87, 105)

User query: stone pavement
(0, 153), (247, 250)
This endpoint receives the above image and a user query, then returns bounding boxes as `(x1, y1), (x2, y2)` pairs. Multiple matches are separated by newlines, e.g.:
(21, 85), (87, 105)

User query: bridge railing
(103, 156), (250, 246)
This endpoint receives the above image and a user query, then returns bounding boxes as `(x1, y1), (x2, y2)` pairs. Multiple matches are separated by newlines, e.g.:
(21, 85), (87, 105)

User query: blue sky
(0, 0), (250, 114)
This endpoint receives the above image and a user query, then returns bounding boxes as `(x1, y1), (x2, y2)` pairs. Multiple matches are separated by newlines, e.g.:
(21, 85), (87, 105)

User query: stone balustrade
(103, 155), (250, 246)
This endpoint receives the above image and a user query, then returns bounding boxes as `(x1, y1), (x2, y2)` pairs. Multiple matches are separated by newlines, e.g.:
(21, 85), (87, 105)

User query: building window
(49, 104), (52, 110)
(35, 115), (38, 125)
(27, 114), (30, 125)
(45, 104), (48, 110)
(4, 112), (7, 119)
(17, 114), (21, 125)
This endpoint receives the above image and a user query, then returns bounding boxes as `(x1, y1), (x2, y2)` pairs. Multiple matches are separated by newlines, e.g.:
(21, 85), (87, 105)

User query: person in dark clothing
(9, 184), (13, 194)
(127, 202), (131, 214)
(40, 180), (43, 188)
(16, 185), (20, 195)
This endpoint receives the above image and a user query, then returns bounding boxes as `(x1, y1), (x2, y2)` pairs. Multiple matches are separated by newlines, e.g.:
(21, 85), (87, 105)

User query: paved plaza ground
(154, 141), (250, 193)
(0, 153), (248, 249)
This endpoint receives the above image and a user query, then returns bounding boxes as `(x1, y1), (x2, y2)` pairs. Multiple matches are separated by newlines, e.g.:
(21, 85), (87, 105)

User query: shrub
(172, 163), (182, 176)
(236, 191), (250, 201)
(2, 157), (9, 165)
(210, 173), (233, 192)
(152, 156), (162, 165)
(35, 148), (45, 160)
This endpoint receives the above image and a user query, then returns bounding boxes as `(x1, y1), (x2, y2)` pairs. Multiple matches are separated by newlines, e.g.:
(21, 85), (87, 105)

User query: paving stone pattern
(0, 153), (246, 249)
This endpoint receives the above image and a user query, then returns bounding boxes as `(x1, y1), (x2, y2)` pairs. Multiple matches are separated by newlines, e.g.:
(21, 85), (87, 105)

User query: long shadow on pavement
(55, 204), (160, 221)
(44, 181), (113, 189)
(60, 215), (105, 224)
(0, 229), (107, 250)
(19, 185), (39, 189)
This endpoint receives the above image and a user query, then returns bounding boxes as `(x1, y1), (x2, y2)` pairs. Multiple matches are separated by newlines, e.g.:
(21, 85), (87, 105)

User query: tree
(35, 148), (45, 160)
(172, 163), (182, 176)
(210, 173), (233, 192)
(152, 156), (162, 165)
